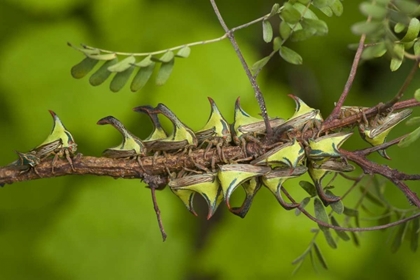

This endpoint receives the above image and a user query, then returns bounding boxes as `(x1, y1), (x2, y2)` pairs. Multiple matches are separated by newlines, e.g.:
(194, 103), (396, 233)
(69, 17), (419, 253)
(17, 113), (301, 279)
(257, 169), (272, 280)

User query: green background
(0, 0), (419, 279)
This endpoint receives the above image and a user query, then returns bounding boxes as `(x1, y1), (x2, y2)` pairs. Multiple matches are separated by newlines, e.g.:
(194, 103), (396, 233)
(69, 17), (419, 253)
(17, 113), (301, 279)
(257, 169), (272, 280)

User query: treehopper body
(169, 173), (223, 219)
(217, 164), (270, 205)
(262, 166), (308, 209)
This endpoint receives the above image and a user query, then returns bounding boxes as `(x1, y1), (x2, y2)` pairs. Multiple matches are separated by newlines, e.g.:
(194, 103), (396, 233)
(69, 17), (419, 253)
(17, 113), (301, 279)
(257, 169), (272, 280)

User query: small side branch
(340, 149), (420, 208)
(324, 34), (367, 124)
(209, 0), (272, 137)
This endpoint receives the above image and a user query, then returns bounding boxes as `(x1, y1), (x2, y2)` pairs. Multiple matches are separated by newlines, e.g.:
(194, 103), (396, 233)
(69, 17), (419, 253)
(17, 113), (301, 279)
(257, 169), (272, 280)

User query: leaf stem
(78, 12), (272, 58)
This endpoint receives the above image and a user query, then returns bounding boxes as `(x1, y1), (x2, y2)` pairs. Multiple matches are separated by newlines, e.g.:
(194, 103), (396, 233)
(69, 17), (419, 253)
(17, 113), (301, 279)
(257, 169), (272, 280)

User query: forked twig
(340, 149), (420, 208)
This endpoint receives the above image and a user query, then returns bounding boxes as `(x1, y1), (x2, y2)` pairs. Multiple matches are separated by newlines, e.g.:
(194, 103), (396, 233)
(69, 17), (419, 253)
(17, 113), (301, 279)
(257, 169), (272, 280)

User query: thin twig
(209, 0), (272, 137)
(323, 34), (367, 124)
(149, 183), (167, 241)
(73, 10), (273, 58)
(340, 149), (420, 208)
(282, 188), (420, 232)
(382, 60), (419, 110)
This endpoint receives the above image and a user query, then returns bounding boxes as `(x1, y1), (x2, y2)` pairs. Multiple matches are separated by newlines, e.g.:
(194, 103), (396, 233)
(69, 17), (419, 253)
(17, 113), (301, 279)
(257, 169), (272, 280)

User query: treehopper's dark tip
(48, 110), (57, 118)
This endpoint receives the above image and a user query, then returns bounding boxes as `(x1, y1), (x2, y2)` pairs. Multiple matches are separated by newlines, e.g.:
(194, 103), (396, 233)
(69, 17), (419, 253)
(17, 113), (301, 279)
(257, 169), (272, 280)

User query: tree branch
(0, 146), (247, 187)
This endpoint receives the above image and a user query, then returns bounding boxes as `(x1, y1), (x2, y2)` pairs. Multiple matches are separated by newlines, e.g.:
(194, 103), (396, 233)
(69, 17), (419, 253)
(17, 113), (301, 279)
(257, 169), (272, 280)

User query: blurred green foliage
(0, 0), (419, 279)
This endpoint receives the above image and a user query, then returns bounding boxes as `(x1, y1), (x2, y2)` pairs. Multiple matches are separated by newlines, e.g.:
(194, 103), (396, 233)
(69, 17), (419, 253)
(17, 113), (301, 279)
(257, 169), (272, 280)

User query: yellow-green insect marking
(34, 110), (77, 171)
(262, 166), (308, 210)
(217, 164), (270, 208)
(195, 97), (232, 163)
(233, 97), (284, 145)
(359, 109), (412, 159)
(38, 110), (77, 154)
(229, 178), (262, 218)
(251, 138), (305, 168)
(308, 132), (353, 160)
(288, 94), (323, 121)
(308, 159), (354, 206)
(97, 116), (146, 160)
(144, 104), (197, 151)
(133, 105), (168, 147)
(170, 188), (197, 217)
(196, 97), (232, 144)
(169, 173), (223, 219)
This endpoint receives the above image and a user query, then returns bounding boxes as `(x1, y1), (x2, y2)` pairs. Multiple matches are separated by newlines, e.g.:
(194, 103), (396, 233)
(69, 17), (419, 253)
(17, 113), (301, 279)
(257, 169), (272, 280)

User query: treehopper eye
(308, 132), (353, 160)
(217, 164), (270, 208)
(308, 159), (355, 206)
(262, 166), (308, 210)
(169, 173), (223, 219)
(250, 138), (305, 168)
(359, 109), (412, 159)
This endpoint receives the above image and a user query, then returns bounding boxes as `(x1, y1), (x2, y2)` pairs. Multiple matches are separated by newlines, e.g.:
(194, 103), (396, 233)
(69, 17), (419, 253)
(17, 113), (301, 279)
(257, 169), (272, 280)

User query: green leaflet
(279, 46), (303, 65)
(262, 20), (273, 43)
(71, 56), (98, 79)
(110, 66), (135, 92)
(130, 62), (156, 92)
(89, 58), (119, 86)
(156, 59), (175, 86)
(314, 198), (337, 249)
